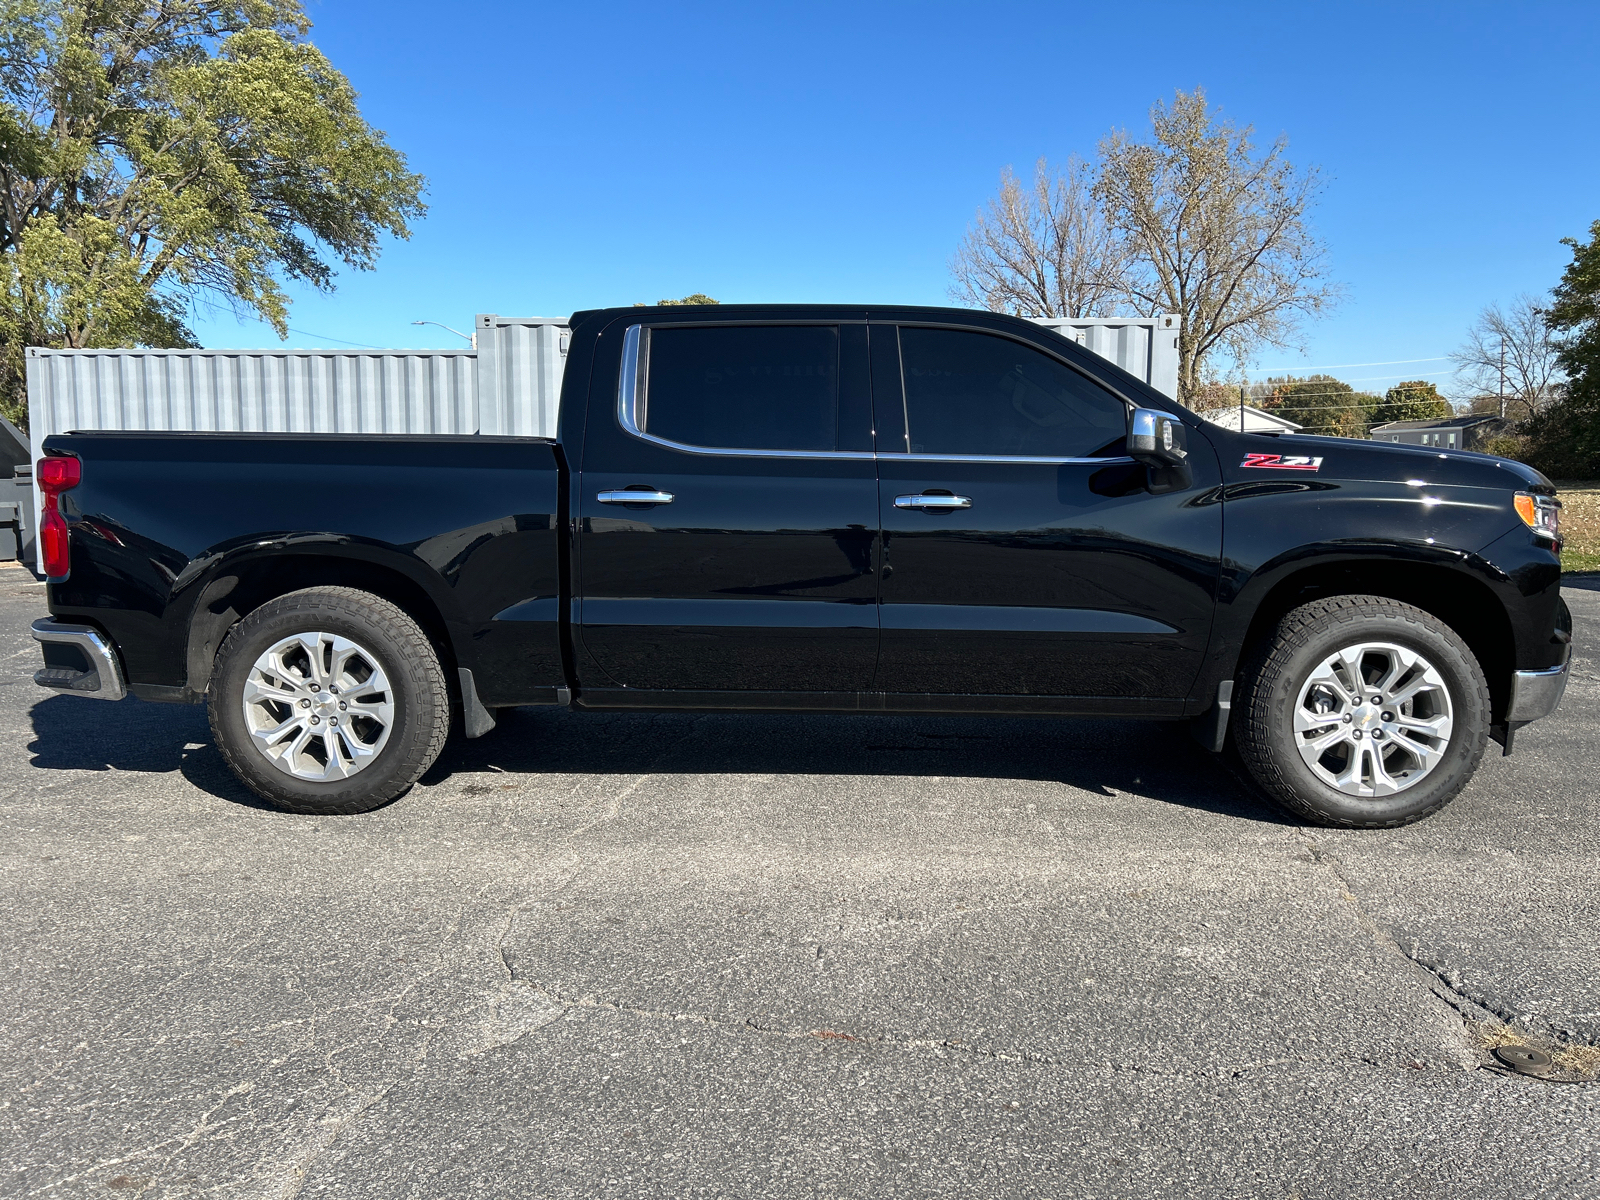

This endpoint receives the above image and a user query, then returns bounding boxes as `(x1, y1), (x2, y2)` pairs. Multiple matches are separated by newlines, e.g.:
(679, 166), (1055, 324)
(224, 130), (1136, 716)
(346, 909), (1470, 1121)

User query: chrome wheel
(240, 632), (395, 781)
(1293, 641), (1454, 798)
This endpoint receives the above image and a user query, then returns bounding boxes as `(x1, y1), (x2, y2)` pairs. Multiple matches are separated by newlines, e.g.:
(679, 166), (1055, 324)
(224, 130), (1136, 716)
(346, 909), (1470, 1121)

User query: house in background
(1368, 413), (1507, 451)
(1197, 405), (1304, 434)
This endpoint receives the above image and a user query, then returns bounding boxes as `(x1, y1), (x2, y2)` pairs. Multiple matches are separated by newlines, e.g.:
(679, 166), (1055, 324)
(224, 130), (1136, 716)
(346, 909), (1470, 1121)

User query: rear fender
(176, 537), (465, 698)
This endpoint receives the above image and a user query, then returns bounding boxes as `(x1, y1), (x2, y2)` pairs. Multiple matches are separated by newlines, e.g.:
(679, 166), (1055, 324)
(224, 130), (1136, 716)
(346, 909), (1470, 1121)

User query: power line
(1343, 370), (1454, 383)
(282, 327), (386, 348)
(1210, 383), (1446, 403)
(1255, 356), (1450, 370)
(1251, 368), (1455, 384)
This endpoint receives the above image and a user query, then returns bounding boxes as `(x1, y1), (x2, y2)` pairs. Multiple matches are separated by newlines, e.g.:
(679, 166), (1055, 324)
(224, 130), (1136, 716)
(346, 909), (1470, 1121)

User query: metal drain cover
(1492, 1045), (1554, 1076)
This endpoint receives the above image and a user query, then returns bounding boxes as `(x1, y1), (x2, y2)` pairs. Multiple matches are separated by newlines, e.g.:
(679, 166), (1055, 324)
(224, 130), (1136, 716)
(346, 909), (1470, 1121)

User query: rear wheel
(210, 587), (449, 815)
(1235, 595), (1489, 828)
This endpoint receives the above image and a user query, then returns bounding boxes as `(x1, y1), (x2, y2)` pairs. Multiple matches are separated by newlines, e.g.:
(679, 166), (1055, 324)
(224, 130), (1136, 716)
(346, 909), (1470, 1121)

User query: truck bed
(42, 431), (567, 708)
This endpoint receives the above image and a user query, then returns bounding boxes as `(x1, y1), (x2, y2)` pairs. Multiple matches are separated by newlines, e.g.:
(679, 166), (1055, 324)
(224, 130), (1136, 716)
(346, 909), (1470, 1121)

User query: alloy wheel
(1292, 641), (1454, 798)
(240, 632), (395, 781)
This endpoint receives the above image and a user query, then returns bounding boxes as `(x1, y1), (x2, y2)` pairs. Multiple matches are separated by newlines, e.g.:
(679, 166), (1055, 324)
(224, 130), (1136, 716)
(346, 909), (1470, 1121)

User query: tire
(1234, 594), (1489, 829)
(209, 587), (449, 815)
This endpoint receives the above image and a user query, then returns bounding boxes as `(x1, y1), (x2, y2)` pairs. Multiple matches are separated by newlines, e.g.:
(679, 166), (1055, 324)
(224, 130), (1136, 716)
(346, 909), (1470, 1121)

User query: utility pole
(1498, 337), (1506, 421)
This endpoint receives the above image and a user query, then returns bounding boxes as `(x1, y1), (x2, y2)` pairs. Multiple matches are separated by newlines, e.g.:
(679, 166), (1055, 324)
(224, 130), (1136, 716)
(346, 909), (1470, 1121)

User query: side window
(644, 325), (839, 452)
(898, 327), (1127, 458)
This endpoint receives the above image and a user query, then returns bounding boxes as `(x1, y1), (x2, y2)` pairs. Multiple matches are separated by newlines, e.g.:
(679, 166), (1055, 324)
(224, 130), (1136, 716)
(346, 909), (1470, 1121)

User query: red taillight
(36, 455), (81, 580)
(41, 508), (70, 577)
(38, 455), (80, 494)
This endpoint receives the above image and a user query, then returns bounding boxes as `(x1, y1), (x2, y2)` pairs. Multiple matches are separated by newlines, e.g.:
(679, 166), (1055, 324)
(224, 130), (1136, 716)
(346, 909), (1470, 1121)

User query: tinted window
(898, 327), (1127, 457)
(645, 325), (838, 451)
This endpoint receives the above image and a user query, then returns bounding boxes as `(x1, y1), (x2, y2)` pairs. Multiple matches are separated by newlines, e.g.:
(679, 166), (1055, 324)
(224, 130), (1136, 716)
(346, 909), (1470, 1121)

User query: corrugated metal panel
(474, 315), (568, 437)
(1029, 315), (1181, 399)
(24, 346), (480, 562)
(26, 346), (478, 440)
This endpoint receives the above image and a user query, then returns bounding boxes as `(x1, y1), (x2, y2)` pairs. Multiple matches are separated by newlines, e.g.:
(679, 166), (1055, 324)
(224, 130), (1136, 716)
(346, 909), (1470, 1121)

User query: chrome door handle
(598, 489), (674, 505)
(894, 493), (971, 510)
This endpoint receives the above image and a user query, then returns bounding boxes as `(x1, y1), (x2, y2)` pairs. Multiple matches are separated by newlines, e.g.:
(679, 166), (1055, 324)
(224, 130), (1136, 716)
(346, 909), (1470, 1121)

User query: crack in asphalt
(1302, 842), (1502, 1030)
(240, 907), (478, 1200)
(271, 727), (713, 1198)
(266, 1068), (423, 1200)
(1303, 839), (1600, 1082)
(484, 974), (1447, 1081)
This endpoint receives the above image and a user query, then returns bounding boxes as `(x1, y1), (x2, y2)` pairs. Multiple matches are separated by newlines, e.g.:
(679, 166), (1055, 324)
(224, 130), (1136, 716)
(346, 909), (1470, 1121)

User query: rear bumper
(1506, 648), (1571, 724)
(31, 617), (127, 701)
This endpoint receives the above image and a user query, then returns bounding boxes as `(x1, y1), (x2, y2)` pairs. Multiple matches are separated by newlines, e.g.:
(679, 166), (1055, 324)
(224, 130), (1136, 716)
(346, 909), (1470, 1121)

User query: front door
(577, 317), (880, 696)
(871, 321), (1221, 707)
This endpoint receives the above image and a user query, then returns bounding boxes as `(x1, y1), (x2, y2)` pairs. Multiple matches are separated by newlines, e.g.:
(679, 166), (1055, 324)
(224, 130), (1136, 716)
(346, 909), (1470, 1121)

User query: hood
(1238, 431), (1555, 494)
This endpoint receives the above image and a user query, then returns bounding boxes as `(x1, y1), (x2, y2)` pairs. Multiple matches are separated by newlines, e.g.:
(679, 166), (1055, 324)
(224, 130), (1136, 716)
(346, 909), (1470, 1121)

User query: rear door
(576, 316), (880, 697)
(871, 320), (1221, 707)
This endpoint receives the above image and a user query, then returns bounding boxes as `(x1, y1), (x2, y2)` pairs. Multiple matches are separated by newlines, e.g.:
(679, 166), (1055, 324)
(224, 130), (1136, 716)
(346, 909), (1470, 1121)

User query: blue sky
(193, 0), (1600, 398)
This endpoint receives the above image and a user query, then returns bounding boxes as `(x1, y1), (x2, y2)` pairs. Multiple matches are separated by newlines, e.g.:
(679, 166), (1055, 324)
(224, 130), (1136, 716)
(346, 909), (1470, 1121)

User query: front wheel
(209, 587), (450, 815)
(1235, 595), (1489, 828)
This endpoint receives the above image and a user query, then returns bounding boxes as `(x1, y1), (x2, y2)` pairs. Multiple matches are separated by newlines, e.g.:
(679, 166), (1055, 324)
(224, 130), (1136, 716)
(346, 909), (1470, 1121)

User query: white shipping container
(1029, 315), (1180, 400)
(22, 310), (1180, 565)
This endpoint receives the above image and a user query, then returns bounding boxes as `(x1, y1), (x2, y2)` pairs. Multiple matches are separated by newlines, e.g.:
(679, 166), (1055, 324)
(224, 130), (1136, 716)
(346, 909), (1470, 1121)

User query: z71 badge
(1241, 453), (1323, 472)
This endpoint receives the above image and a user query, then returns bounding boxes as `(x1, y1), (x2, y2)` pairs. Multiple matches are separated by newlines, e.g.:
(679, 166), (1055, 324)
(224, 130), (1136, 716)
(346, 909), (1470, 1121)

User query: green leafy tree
(1371, 381), (1451, 425)
(1526, 220), (1600, 477)
(635, 293), (719, 307)
(1255, 373), (1367, 437)
(0, 0), (426, 427)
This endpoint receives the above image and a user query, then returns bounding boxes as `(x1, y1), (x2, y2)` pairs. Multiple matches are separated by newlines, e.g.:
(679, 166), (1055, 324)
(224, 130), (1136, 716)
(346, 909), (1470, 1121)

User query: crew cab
(29, 305), (1572, 826)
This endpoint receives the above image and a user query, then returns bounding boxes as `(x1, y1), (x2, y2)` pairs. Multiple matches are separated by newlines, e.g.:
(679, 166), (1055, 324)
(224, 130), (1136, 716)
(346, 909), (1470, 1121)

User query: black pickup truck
(29, 305), (1572, 827)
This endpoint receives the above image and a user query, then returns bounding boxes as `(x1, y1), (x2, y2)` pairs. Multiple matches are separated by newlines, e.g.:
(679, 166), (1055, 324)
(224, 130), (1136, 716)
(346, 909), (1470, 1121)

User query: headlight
(1514, 492), (1561, 543)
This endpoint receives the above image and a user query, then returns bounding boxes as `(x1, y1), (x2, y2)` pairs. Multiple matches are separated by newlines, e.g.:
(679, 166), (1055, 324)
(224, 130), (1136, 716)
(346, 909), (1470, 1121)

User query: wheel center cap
(314, 693), (340, 717)
(1354, 703), (1379, 728)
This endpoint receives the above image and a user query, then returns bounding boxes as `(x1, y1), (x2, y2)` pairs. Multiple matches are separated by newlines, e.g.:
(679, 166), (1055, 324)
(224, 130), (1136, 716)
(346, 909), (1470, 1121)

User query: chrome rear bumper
(31, 618), (127, 701)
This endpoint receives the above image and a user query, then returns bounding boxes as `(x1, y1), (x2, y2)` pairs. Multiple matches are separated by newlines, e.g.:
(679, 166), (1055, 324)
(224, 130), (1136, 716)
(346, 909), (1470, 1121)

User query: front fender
(1191, 537), (1524, 718)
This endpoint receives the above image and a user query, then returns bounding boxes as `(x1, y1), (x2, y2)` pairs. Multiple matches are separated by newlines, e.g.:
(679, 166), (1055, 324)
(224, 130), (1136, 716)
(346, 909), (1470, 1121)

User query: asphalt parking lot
(3, 562), (1597, 1199)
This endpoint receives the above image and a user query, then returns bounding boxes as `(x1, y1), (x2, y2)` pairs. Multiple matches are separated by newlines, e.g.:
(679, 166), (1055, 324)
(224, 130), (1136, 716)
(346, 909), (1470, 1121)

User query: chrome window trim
(880, 452), (1136, 466)
(615, 322), (1137, 466)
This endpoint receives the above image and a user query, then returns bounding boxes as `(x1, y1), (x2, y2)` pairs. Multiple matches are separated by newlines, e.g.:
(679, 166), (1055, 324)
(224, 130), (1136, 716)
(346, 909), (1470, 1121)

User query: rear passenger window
(645, 326), (839, 452)
(898, 327), (1127, 458)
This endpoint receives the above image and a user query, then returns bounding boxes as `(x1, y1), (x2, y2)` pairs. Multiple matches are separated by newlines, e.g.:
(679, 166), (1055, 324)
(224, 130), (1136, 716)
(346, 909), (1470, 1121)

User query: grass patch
(1554, 481), (1600, 576)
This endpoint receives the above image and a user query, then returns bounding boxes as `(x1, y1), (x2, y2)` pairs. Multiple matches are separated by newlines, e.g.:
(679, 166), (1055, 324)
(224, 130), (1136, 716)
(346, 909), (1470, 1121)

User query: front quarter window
(898, 326), (1127, 458)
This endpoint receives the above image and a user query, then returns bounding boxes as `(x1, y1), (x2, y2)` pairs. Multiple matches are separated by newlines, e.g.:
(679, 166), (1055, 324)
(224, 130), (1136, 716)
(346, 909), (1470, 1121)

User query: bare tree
(949, 157), (1129, 318)
(1449, 296), (1564, 420)
(1095, 88), (1340, 402)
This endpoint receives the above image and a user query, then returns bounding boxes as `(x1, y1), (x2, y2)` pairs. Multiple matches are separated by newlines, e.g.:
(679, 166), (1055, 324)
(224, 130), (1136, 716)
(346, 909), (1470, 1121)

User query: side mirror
(1127, 407), (1192, 493)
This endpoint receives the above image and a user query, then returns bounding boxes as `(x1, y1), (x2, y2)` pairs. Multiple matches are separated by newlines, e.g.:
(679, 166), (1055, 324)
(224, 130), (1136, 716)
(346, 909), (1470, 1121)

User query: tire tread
(209, 586), (448, 815)
(1234, 594), (1489, 829)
